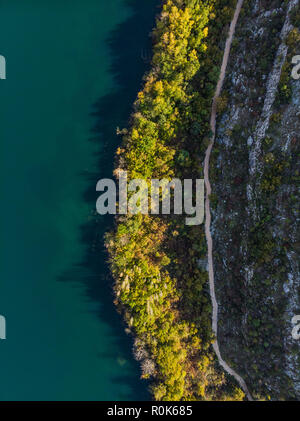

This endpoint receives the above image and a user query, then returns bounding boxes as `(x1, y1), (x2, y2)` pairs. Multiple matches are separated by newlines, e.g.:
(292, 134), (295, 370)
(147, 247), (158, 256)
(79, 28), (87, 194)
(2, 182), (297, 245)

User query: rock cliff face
(211, 0), (300, 400)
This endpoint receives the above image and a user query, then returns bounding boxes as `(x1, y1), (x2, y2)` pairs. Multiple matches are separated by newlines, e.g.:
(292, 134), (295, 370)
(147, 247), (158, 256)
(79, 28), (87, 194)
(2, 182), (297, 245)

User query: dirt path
(203, 0), (253, 401)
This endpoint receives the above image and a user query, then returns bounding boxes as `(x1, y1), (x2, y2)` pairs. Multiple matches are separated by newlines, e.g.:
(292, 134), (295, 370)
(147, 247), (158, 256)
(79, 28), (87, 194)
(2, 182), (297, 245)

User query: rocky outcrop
(211, 0), (300, 400)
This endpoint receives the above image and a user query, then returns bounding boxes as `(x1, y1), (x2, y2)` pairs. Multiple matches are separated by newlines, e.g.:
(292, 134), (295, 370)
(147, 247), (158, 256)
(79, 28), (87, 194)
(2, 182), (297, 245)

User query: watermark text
(96, 170), (205, 225)
(291, 55), (300, 80)
(0, 55), (6, 79)
(0, 315), (6, 340)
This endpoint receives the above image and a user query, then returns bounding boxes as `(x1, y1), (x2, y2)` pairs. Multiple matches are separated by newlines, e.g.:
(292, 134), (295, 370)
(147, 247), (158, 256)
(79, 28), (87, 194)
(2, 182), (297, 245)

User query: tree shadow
(57, 0), (161, 401)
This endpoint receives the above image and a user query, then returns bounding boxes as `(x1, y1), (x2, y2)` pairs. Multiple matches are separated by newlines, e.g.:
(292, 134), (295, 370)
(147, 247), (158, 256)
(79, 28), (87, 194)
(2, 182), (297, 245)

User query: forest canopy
(106, 0), (244, 401)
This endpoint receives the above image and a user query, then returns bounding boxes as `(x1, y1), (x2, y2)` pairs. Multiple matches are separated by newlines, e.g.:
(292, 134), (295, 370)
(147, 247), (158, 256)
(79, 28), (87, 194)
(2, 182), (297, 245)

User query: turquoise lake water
(0, 0), (158, 400)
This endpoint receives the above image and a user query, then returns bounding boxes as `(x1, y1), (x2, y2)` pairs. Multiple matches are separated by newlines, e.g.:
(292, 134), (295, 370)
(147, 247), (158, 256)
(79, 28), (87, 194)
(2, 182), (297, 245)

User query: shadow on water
(57, 0), (161, 400)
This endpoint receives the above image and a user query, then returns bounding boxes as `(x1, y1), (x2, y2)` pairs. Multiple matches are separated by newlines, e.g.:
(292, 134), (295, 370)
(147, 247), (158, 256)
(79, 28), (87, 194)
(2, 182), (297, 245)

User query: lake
(0, 0), (158, 400)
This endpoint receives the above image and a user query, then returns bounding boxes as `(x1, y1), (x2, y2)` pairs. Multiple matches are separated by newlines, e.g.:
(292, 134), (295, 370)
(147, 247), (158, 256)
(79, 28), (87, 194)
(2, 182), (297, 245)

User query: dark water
(0, 0), (159, 400)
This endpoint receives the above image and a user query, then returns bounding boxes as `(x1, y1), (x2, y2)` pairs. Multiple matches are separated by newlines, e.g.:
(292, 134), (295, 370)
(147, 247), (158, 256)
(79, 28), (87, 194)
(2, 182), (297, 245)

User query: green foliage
(276, 61), (292, 104)
(105, 0), (244, 401)
(290, 4), (300, 28)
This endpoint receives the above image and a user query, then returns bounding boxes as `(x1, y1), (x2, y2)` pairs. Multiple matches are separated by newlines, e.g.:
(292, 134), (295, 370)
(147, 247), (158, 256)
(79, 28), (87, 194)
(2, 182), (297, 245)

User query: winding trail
(203, 0), (253, 401)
